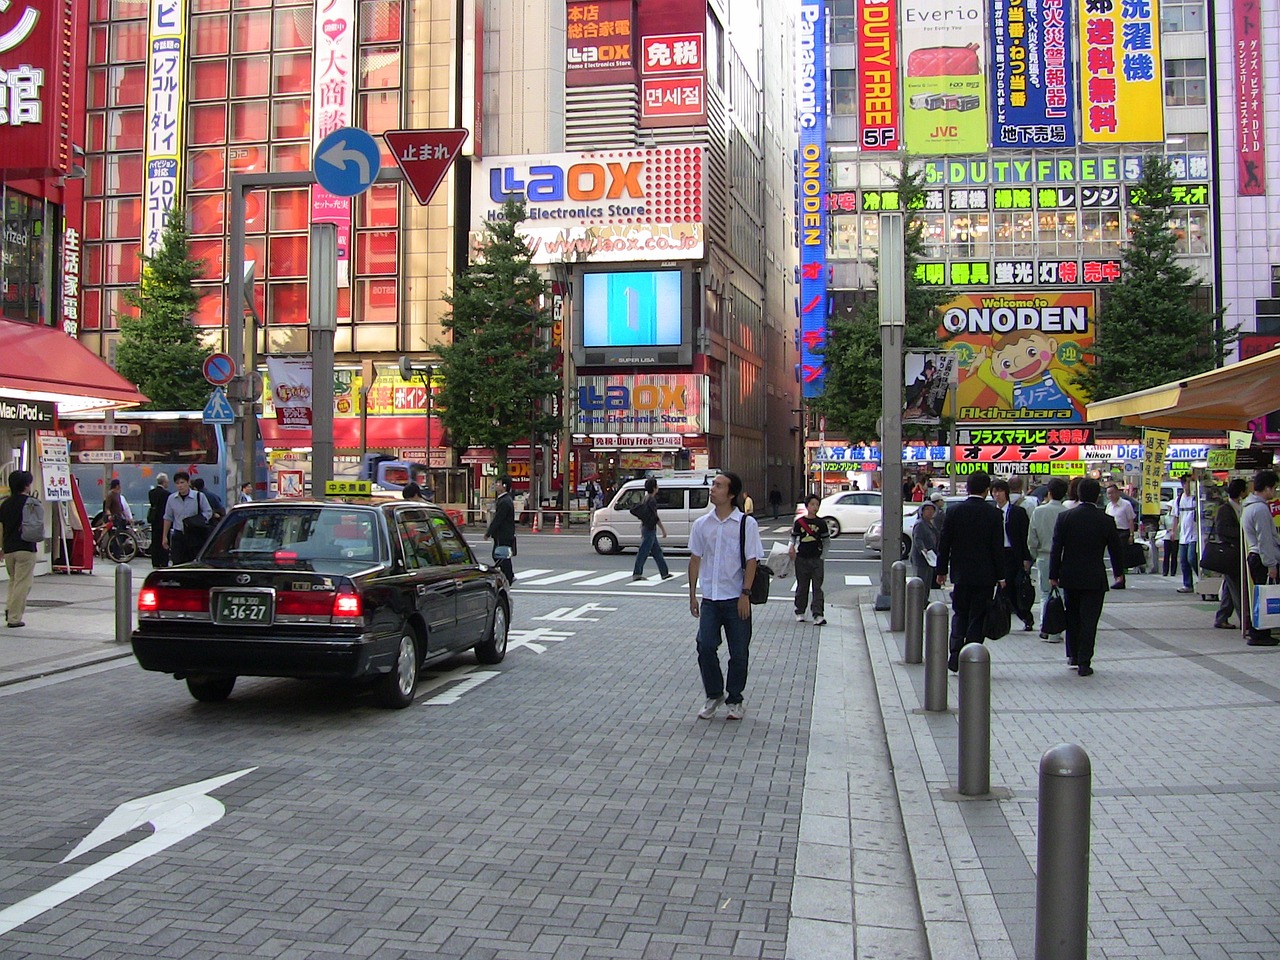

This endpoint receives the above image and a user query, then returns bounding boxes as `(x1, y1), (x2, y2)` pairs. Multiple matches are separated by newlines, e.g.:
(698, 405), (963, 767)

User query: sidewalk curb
(0, 649), (134, 688)
(860, 602), (997, 960)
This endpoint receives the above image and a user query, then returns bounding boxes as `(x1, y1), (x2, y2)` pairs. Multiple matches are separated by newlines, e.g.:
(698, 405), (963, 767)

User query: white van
(590, 472), (718, 554)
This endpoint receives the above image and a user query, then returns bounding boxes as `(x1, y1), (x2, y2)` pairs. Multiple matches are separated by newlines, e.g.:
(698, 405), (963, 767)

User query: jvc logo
(578, 384), (686, 411)
(490, 162), (644, 203)
(933, 126), (959, 137)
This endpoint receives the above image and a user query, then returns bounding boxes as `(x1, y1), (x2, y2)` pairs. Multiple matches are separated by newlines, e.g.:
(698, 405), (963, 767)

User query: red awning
(0, 319), (148, 410)
(258, 415), (438, 449)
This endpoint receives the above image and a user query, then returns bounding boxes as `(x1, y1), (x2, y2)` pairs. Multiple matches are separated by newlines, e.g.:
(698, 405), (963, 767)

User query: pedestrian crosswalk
(511, 569), (876, 590)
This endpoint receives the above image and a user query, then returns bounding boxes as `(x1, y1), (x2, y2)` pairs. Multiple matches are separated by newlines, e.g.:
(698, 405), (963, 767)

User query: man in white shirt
(688, 471), (764, 721)
(1175, 475), (1199, 593)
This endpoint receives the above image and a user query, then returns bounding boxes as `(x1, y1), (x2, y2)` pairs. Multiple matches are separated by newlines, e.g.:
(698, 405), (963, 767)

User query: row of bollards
(887, 567), (1091, 960)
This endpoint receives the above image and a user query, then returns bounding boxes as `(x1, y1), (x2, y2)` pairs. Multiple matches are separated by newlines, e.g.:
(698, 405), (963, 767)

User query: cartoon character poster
(940, 291), (1093, 422)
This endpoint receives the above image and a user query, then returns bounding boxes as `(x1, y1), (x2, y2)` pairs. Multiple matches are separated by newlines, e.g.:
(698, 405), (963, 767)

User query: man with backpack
(630, 477), (673, 581)
(789, 494), (828, 625)
(0, 470), (44, 628)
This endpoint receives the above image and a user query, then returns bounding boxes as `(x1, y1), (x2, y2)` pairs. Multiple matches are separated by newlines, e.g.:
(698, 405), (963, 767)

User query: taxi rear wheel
(821, 516), (841, 538)
(375, 630), (419, 709)
(187, 676), (235, 702)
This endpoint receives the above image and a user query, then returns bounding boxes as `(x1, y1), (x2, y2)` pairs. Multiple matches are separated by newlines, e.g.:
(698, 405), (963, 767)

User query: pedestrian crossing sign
(202, 387), (235, 424)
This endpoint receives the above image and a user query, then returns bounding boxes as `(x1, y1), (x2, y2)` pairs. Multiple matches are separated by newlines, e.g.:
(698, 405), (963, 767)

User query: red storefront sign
(0, 0), (75, 175)
(641, 76), (704, 120)
(566, 0), (635, 87)
(955, 444), (1084, 463)
(637, 0), (705, 128)
(856, 0), (899, 151)
(1234, 0), (1266, 196)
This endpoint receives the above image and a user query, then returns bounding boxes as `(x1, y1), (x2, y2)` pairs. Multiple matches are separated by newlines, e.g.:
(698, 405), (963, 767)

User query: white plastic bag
(767, 541), (793, 579)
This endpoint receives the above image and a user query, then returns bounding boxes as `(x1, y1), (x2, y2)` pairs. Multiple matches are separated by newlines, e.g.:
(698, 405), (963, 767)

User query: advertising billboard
(310, 0), (356, 286)
(902, 0), (988, 155)
(473, 148), (703, 264)
(797, 0), (828, 398)
(0, 0), (75, 176)
(572, 264), (693, 367)
(637, 0), (706, 128)
(990, 0), (1076, 147)
(1234, 0), (1266, 196)
(1078, 0), (1163, 143)
(566, 0), (635, 87)
(856, 0), (900, 151)
(575, 374), (708, 434)
(940, 291), (1095, 423)
(142, 0), (187, 256)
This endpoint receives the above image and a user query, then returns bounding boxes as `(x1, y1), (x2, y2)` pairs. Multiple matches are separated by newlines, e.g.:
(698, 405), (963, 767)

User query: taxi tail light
(138, 586), (209, 615)
(332, 588), (363, 620)
(276, 590), (336, 617)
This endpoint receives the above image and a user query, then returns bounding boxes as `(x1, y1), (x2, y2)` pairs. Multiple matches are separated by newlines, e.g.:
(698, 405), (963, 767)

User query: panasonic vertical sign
(797, 0), (828, 398)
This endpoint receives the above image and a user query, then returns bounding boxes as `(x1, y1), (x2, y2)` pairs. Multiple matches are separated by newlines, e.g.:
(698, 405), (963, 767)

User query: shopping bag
(1252, 583), (1280, 630)
(1042, 587), (1067, 635)
(984, 590), (1012, 641)
(767, 541), (793, 579)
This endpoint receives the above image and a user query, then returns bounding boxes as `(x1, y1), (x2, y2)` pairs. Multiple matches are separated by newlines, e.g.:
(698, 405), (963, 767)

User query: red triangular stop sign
(383, 128), (470, 206)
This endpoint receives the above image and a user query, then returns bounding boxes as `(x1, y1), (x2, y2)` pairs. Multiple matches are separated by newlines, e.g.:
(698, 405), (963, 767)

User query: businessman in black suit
(1049, 477), (1126, 676)
(992, 478), (1035, 630)
(936, 471), (1006, 672)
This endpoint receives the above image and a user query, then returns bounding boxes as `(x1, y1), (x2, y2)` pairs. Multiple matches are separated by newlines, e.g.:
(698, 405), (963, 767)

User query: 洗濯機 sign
(1077, 0), (1162, 143)
(941, 291), (1094, 422)
(473, 148), (703, 264)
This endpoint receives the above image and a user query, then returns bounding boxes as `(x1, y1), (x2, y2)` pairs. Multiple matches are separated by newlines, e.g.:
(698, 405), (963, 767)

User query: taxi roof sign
(325, 480), (373, 496)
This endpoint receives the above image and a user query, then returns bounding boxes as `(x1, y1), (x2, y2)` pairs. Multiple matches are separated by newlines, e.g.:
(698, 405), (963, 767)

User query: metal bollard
(889, 560), (908, 632)
(957, 642), (991, 795)
(904, 576), (926, 663)
(924, 601), (950, 711)
(1035, 744), (1091, 960)
(114, 562), (133, 645)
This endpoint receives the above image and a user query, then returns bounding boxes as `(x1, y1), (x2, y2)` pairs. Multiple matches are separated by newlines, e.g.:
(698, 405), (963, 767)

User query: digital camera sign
(573, 265), (694, 368)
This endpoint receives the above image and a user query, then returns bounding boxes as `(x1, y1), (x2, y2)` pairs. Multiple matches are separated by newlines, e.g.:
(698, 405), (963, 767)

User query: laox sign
(490, 161), (644, 203)
(578, 384), (686, 411)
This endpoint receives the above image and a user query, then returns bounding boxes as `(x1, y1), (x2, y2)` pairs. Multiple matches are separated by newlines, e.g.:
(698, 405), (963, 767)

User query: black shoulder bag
(739, 515), (773, 604)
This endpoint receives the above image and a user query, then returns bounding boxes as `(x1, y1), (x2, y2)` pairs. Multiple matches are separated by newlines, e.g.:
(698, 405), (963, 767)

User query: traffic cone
(531, 513), (540, 533)
(554, 514), (562, 533)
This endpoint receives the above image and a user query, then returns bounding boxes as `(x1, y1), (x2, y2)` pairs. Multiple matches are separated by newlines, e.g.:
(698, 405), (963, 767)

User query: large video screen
(581, 270), (684, 348)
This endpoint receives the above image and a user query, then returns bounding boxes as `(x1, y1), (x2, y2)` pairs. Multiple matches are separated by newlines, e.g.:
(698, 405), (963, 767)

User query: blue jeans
(696, 599), (751, 704)
(633, 526), (669, 577)
(1179, 541), (1198, 589)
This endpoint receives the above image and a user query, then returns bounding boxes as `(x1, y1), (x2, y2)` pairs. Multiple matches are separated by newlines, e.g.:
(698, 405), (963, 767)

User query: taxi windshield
(203, 508), (382, 566)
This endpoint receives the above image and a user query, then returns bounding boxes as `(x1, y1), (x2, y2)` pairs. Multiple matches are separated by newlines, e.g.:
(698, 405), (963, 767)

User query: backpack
(907, 44), (981, 77)
(20, 497), (44, 543)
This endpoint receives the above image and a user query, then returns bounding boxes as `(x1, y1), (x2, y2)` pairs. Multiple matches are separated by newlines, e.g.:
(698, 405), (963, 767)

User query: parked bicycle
(92, 517), (140, 563)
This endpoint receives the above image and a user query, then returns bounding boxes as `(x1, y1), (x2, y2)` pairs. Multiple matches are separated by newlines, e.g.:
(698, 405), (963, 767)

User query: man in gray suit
(1028, 477), (1068, 643)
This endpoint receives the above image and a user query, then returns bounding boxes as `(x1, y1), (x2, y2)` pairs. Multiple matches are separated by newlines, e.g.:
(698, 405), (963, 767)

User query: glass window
(359, 89), (400, 136)
(1080, 210), (1123, 258)
(1170, 209), (1209, 255)
(190, 103), (228, 145)
(1164, 59), (1207, 106)
(271, 142), (310, 172)
(1160, 0), (1205, 32)
(230, 100), (269, 142)
(272, 98), (310, 139)
(192, 0), (230, 12)
(398, 515), (443, 569)
(829, 214), (858, 257)
(920, 213), (946, 258)
(192, 287), (224, 327)
(428, 514), (470, 564)
(109, 22), (148, 61)
(88, 68), (108, 109)
(949, 215), (979, 258)
(359, 183), (399, 228)
(244, 189), (267, 233)
(356, 278), (397, 323)
(106, 153), (143, 194)
(231, 56), (271, 98)
(189, 193), (227, 236)
(106, 109), (144, 150)
(110, 64), (146, 106)
(273, 7), (312, 48)
(190, 60), (229, 100)
(356, 231), (397, 274)
(269, 281), (308, 324)
(689, 488), (710, 510)
(831, 69), (856, 115)
(269, 235), (308, 277)
(232, 10), (271, 52)
(360, 0), (401, 42)
(103, 242), (141, 284)
(269, 188), (310, 231)
(84, 245), (103, 286)
(89, 25), (108, 66)
(229, 144), (268, 176)
(191, 14), (230, 56)
(273, 52), (311, 95)
(189, 148), (227, 190)
(188, 239), (224, 280)
(830, 0), (855, 43)
(81, 289), (102, 330)
(360, 45), (400, 88)
(86, 155), (105, 196)
(859, 214), (880, 257)
(84, 199), (104, 241)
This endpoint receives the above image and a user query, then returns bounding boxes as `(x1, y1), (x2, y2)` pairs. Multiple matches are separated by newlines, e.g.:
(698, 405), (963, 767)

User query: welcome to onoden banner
(940, 291), (1095, 423)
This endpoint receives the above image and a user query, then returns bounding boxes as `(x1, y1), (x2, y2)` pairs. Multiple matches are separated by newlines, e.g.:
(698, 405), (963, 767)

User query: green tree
(1074, 155), (1227, 401)
(115, 206), (213, 410)
(811, 161), (953, 443)
(433, 199), (561, 475)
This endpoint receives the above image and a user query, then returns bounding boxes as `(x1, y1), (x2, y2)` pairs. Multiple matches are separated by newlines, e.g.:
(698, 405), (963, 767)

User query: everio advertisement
(902, 0), (988, 155)
(940, 291), (1094, 422)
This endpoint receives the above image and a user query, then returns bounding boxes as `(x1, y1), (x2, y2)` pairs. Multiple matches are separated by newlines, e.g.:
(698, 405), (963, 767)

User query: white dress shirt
(689, 508), (764, 601)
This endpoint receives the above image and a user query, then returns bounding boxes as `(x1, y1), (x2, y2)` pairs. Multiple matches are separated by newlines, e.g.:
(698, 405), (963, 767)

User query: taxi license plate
(215, 592), (273, 625)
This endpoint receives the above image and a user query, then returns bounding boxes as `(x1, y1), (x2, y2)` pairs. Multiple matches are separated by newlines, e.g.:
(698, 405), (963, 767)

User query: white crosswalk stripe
(576, 570), (635, 586)
(845, 575), (873, 586)
(507, 566), (875, 591)
(520, 570), (596, 585)
(633, 571), (687, 586)
(511, 568), (552, 582)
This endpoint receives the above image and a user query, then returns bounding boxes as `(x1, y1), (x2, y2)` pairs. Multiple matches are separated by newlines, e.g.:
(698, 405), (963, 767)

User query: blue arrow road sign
(203, 386), (236, 425)
(313, 127), (382, 198)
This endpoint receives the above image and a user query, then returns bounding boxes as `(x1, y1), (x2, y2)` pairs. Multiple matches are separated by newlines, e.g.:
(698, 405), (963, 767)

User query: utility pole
(876, 212), (906, 611)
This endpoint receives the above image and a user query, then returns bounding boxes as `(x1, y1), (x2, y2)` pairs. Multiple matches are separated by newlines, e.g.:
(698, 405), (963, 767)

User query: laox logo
(578, 384), (686, 411)
(490, 162), (645, 203)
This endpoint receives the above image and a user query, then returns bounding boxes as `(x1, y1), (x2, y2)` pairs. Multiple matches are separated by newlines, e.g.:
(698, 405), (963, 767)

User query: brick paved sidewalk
(861, 573), (1280, 960)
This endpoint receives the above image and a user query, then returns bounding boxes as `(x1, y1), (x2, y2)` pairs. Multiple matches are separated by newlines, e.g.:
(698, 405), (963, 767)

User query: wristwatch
(741, 588), (752, 596)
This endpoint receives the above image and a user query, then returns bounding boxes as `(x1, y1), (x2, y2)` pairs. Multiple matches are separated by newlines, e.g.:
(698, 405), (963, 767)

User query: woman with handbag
(1209, 479), (1247, 630)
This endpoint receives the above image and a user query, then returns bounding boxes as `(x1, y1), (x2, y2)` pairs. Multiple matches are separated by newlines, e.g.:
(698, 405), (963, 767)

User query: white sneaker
(726, 701), (745, 720)
(813, 616), (827, 626)
(697, 695), (724, 720)
(795, 613), (806, 622)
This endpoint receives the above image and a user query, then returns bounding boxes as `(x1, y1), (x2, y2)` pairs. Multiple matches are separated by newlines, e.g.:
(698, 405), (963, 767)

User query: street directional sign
(313, 126), (383, 198)
(202, 386), (236, 424)
(384, 129), (469, 206)
(203, 352), (236, 386)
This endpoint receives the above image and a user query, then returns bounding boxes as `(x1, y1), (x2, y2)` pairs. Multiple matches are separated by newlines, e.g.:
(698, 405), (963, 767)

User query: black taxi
(131, 498), (510, 708)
